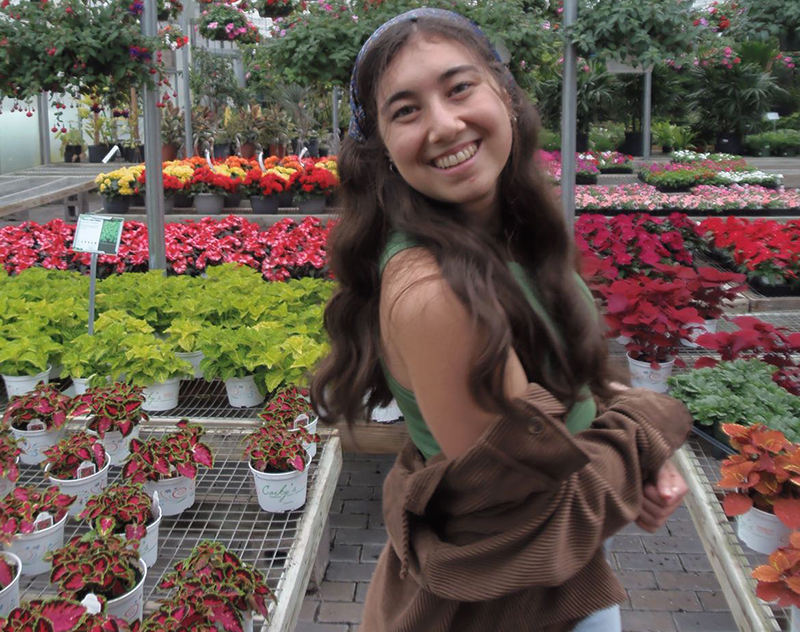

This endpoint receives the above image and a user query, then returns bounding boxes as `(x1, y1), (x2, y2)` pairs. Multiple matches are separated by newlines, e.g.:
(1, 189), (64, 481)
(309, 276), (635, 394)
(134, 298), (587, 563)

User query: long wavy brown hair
(310, 15), (615, 427)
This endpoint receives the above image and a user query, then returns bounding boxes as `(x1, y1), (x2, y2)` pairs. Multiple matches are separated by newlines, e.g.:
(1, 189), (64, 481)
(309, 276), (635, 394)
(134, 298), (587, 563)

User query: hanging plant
(257, 0), (293, 19)
(198, 2), (261, 44)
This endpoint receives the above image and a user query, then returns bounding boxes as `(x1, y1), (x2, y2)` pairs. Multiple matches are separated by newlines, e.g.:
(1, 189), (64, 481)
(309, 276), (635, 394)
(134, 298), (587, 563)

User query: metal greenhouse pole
(181, 7), (194, 155)
(142, 0), (166, 270)
(560, 0), (578, 229)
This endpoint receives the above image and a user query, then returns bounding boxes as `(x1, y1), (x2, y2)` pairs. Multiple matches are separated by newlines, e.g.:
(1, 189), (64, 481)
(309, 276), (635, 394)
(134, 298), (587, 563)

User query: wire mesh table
(9, 422), (342, 632)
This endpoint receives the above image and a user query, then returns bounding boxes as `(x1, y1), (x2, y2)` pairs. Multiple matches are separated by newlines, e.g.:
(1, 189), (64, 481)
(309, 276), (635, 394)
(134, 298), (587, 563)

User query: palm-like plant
(535, 63), (615, 135)
(276, 84), (319, 145)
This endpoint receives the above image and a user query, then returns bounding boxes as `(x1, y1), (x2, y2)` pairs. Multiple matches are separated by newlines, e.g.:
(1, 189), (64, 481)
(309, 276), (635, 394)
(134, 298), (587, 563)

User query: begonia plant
(122, 420), (214, 483)
(42, 432), (107, 481)
(78, 483), (156, 541)
(70, 383), (147, 439)
(287, 166), (339, 202)
(1, 383), (71, 432)
(0, 486), (76, 545)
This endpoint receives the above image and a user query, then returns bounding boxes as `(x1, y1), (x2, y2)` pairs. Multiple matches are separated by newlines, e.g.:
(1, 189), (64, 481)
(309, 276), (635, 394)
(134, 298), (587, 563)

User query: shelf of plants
(7, 421), (342, 632)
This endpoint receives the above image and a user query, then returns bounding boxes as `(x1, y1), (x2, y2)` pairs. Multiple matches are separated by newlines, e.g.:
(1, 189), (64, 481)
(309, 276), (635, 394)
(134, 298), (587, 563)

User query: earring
(388, 159), (398, 174)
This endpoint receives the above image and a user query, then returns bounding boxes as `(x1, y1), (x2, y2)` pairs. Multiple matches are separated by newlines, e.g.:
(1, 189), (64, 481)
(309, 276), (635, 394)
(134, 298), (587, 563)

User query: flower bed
(670, 150), (739, 163)
(589, 151), (634, 174)
(539, 151), (600, 184)
(637, 159), (775, 191)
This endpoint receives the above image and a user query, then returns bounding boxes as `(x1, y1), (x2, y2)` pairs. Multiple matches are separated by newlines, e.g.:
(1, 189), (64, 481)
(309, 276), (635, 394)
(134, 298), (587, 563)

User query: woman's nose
(426, 99), (465, 146)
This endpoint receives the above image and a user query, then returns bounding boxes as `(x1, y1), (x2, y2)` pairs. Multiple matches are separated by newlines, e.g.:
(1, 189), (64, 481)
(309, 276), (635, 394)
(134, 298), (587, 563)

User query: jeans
(572, 538), (622, 632)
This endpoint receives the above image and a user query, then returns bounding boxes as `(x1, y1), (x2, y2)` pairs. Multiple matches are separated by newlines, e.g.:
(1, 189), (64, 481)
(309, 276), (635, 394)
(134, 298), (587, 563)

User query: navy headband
(348, 8), (512, 144)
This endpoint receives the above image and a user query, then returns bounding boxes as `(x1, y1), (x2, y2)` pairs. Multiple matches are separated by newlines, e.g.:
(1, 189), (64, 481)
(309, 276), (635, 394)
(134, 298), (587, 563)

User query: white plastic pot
(105, 558), (147, 623)
(175, 350), (204, 379)
(0, 458), (18, 501)
(142, 378), (180, 412)
(224, 375), (265, 408)
(46, 453), (111, 517)
(681, 319), (718, 349)
(289, 415), (318, 460)
(0, 552), (21, 618)
(144, 476), (196, 517)
(250, 461), (309, 513)
(133, 503), (162, 568)
(371, 399), (403, 423)
(737, 506), (792, 555)
(242, 611), (253, 632)
(10, 425), (66, 465)
(792, 605), (800, 632)
(72, 376), (91, 395)
(87, 425), (140, 467)
(4, 512), (68, 576)
(627, 354), (675, 394)
(2, 366), (51, 398)
(49, 364), (64, 380)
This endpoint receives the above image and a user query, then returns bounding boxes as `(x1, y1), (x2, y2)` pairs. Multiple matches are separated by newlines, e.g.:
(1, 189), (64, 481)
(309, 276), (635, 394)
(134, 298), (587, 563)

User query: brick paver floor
(299, 453), (738, 632)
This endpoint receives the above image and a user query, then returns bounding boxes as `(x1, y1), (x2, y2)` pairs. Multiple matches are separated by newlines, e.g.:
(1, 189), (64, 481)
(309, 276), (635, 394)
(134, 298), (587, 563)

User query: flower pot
(626, 354), (675, 394)
(142, 378), (180, 412)
(250, 196), (280, 214)
(105, 558), (147, 623)
(4, 512), (68, 576)
(306, 139), (320, 157)
(194, 193), (225, 215)
(2, 366), (51, 397)
(175, 350), (204, 379)
(0, 552), (21, 618)
(371, 398), (403, 423)
(250, 461), (309, 513)
(88, 144), (111, 163)
(161, 144), (178, 162)
(163, 196), (175, 213)
(224, 375), (265, 408)
(224, 194), (242, 208)
(715, 133), (743, 156)
(737, 506), (791, 555)
(681, 319), (718, 349)
(10, 425), (66, 465)
(276, 191), (294, 208)
(297, 196), (327, 214)
(575, 132), (589, 153)
(86, 425), (140, 467)
(45, 453), (111, 517)
(289, 415), (318, 460)
(123, 145), (144, 164)
(64, 145), (82, 163)
(49, 364), (64, 380)
(213, 143), (231, 159)
(104, 197), (131, 215)
(619, 132), (644, 157)
(792, 605), (800, 632)
(134, 504), (162, 568)
(144, 476), (196, 517)
(240, 142), (257, 159)
(173, 193), (194, 208)
(0, 460), (17, 500)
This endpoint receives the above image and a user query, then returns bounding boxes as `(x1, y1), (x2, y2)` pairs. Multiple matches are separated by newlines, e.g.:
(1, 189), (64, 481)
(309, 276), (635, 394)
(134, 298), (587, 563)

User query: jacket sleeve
(388, 384), (693, 602)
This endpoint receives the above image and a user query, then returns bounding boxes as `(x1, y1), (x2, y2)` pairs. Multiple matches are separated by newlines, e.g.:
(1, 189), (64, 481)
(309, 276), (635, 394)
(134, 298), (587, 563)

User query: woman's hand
(636, 460), (689, 533)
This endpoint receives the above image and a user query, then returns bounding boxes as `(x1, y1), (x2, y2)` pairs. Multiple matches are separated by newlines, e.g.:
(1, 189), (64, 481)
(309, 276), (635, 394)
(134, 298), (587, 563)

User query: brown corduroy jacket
(359, 384), (693, 632)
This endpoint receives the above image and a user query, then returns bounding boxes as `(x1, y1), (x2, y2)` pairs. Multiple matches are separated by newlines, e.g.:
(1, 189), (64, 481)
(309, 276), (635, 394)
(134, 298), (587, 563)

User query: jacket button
(527, 422), (544, 435)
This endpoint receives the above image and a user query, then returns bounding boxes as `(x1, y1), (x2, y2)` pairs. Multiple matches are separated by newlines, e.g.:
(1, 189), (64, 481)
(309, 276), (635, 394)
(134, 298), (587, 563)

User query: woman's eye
(451, 82), (473, 96)
(392, 105), (415, 120)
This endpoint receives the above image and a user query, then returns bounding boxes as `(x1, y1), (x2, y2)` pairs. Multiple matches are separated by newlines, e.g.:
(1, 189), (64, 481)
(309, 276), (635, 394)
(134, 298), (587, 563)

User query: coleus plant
(752, 532), (800, 608)
(0, 553), (17, 590)
(70, 383), (147, 439)
(49, 532), (141, 601)
(0, 434), (21, 485)
(159, 540), (275, 627)
(78, 483), (155, 542)
(122, 420), (214, 483)
(42, 432), (107, 481)
(137, 594), (233, 632)
(718, 424), (800, 529)
(0, 486), (76, 545)
(243, 424), (311, 473)
(1, 382), (71, 432)
(0, 598), (133, 632)
(258, 385), (311, 428)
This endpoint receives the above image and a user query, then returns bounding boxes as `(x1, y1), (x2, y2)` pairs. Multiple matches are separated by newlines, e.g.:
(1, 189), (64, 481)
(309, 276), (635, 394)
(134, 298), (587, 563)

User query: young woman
(311, 9), (692, 632)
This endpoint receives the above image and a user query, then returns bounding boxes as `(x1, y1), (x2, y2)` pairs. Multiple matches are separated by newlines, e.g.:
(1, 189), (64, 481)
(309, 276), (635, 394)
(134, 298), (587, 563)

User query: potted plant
(42, 432), (110, 517)
(161, 103), (185, 161)
(287, 165), (338, 214)
(242, 169), (287, 214)
(78, 483), (162, 569)
(165, 318), (205, 380)
(49, 532), (146, 624)
(70, 383), (147, 466)
(0, 435), (21, 501)
(600, 275), (704, 391)
(0, 326), (60, 397)
(60, 333), (112, 395)
(187, 166), (241, 215)
(94, 166), (145, 215)
(244, 424), (311, 512)
(159, 540), (275, 632)
(259, 385), (319, 459)
(1, 383), (70, 465)
(1, 597), (135, 632)
(718, 424), (800, 554)
(198, 2), (260, 44)
(257, 0), (293, 18)
(122, 420), (214, 516)
(0, 486), (76, 576)
(55, 126), (86, 163)
(0, 551), (21, 618)
(753, 532), (800, 630)
(139, 594), (240, 631)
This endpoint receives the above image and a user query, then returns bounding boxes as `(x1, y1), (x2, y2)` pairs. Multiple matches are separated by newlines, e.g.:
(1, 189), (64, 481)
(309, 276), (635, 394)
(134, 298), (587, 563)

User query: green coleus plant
(165, 318), (205, 353)
(60, 333), (112, 383)
(138, 594), (234, 632)
(0, 320), (62, 376)
(0, 434), (22, 484)
(49, 532), (141, 601)
(97, 271), (182, 334)
(42, 432), (107, 481)
(0, 486), (76, 545)
(258, 385), (312, 428)
(1, 598), (134, 632)
(159, 541), (275, 626)
(78, 483), (155, 541)
(1, 383), (71, 432)
(70, 383), (147, 439)
(243, 424), (313, 473)
(0, 553), (17, 590)
(106, 333), (193, 387)
(122, 420), (214, 483)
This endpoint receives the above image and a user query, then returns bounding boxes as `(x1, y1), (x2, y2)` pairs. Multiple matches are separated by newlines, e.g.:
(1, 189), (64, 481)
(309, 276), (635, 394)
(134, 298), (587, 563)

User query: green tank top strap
(379, 231), (420, 276)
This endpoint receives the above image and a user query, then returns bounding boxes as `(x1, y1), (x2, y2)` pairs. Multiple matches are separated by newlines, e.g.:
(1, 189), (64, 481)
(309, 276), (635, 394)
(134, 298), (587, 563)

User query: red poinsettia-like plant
(287, 166), (338, 201)
(122, 420), (214, 483)
(0, 486), (76, 545)
(70, 383), (147, 439)
(753, 531), (800, 608)
(1, 598), (133, 632)
(718, 424), (800, 529)
(2, 383), (71, 432)
(42, 432), (107, 481)
(78, 483), (155, 541)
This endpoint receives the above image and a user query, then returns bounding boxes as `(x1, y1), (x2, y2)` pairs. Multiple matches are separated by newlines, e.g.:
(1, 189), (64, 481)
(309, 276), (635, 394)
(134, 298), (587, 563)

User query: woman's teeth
(433, 143), (477, 169)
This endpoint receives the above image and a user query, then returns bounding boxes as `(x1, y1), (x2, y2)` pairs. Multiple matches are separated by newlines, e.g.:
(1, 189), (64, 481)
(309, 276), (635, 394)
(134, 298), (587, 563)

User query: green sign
(72, 215), (124, 255)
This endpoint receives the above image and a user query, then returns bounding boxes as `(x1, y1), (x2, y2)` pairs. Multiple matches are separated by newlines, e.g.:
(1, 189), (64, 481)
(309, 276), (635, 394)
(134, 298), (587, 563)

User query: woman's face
(375, 33), (513, 223)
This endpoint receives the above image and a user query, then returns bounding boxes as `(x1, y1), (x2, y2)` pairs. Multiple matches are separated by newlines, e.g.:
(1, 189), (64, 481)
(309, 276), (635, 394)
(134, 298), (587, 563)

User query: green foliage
(0, 319), (61, 376)
(731, 0), (800, 45)
(651, 122), (696, 150)
(535, 63), (616, 134)
(60, 334), (111, 382)
(746, 130), (800, 153)
(96, 271), (178, 334)
(190, 48), (252, 114)
(668, 359), (800, 441)
(590, 122), (625, 152)
(539, 128), (561, 151)
(165, 318), (204, 353)
(777, 112), (800, 131)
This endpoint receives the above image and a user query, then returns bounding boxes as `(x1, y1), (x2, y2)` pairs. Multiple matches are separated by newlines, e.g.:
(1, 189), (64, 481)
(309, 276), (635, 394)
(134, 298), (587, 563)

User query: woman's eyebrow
(380, 64), (479, 115)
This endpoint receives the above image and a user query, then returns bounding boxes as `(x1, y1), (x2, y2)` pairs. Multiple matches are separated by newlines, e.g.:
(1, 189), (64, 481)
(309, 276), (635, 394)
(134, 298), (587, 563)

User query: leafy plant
(0, 554), (16, 590)
(198, 2), (260, 43)
(752, 532), (800, 608)
(49, 532), (141, 601)
(0, 321), (61, 376)
(2, 383), (71, 432)
(61, 334), (112, 383)
(1, 598), (133, 632)
(243, 424), (311, 473)
(0, 435), (21, 485)
(43, 432), (107, 481)
(105, 333), (193, 388)
(258, 385), (311, 427)
(161, 103), (186, 147)
(288, 165), (338, 202)
(0, 486), (76, 545)
(241, 169), (288, 199)
(78, 483), (156, 542)
(122, 420), (214, 483)
(165, 318), (205, 354)
(139, 594), (233, 632)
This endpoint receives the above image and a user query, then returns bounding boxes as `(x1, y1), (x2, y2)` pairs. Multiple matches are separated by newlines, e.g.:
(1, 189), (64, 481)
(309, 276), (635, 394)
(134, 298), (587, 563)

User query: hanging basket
(257, 0), (293, 18)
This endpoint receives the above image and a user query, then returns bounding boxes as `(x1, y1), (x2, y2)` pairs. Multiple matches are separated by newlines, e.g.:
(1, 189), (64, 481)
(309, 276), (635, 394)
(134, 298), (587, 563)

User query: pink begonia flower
(280, 29), (286, 36)
(207, 21), (218, 29)
(226, 22), (235, 31)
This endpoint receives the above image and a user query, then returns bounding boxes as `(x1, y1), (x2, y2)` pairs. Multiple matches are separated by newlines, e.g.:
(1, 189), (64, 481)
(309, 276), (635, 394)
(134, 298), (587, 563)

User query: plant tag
(257, 150), (265, 171)
(204, 149), (214, 169)
(293, 413), (309, 430)
(101, 145), (121, 163)
(81, 593), (102, 615)
(34, 512), (53, 532)
(27, 420), (46, 431)
(151, 491), (160, 519)
(77, 461), (96, 479)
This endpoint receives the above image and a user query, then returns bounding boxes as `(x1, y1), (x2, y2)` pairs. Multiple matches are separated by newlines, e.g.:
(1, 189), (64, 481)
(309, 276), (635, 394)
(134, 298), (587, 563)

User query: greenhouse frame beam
(643, 69), (652, 159)
(37, 92), (51, 166)
(181, 9), (193, 155)
(560, 0), (578, 229)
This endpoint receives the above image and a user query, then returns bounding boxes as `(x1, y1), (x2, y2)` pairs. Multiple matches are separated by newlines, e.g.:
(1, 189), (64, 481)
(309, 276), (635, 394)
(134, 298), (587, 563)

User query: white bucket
(224, 375), (265, 408)
(144, 476), (196, 517)
(616, 335), (631, 345)
(738, 506), (792, 555)
(46, 454), (111, 517)
(371, 399), (403, 423)
(4, 513), (68, 576)
(0, 473), (15, 501)
(72, 376), (91, 395)
(627, 355), (675, 393)
(176, 351), (204, 379)
(792, 605), (800, 632)
(0, 552), (21, 618)
(142, 378), (180, 412)
(250, 461), (309, 513)
(105, 558), (147, 623)
(49, 364), (64, 380)
(10, 425), (66, 465)
(2, 366), (51, 398)
(289, 415), (318, 460)
(133, 504), (162, 568)
(242, 611), (253, 632)
(681, 319), (718, 349)
(87, 425), (140, 467)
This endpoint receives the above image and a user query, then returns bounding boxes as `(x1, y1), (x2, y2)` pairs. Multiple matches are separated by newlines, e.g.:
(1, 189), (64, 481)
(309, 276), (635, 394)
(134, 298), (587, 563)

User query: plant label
(77, 461), (97, 479)
(81, 594), (103, 615)
(33, 512), (53, 532)
(27, 420), (46, 431)
(101, 145), (121, 163)
(151, 491), (160, 519)
(294, 413), (309, 430)
(72, 215), (124, 255)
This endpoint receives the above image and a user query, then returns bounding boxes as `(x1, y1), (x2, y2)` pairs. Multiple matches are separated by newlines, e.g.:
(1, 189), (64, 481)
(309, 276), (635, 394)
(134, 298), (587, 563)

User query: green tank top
(379, 232), (597, 460)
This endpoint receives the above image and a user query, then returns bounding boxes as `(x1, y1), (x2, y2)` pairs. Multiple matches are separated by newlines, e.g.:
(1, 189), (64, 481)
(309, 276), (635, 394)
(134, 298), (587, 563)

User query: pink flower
(207, 20), (218, 28)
